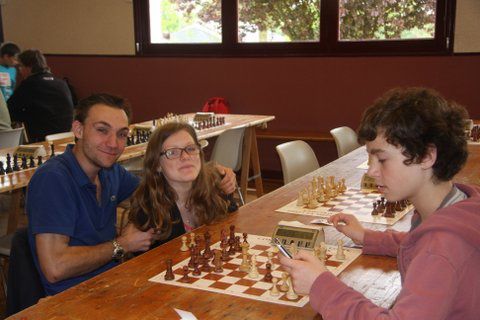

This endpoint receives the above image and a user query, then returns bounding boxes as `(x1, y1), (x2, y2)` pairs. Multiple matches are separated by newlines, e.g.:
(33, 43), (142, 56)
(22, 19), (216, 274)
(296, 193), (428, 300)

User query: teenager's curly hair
(358, 87), (468, 181)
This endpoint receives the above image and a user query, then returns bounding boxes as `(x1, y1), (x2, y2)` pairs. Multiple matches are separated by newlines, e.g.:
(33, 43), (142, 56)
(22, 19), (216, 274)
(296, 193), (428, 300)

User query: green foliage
(339, 0), (436, 40)
(167, 0), (436, 41)
(161, 0), (186, 33)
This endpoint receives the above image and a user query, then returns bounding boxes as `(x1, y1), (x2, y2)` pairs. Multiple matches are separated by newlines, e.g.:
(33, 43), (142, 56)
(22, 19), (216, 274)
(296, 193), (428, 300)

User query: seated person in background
(7, 49), (73, 142)
(280, 87), (480, 319)
(128, 122), (238, 248)
(0, 42), (20, 101)
(0, 91), (12, 130)
(27, 94), (236, 296)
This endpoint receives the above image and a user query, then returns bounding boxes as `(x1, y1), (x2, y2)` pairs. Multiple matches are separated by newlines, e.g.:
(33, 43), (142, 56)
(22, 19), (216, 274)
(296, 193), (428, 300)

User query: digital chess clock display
(276, 228), (315, 240)
(273, 225), (324, 250)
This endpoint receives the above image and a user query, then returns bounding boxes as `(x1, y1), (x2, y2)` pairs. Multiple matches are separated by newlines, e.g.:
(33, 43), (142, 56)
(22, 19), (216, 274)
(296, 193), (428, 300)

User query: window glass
(339, 0), (437, 41)
(149, 0), (222, 43)
(237, 0), (321, 43)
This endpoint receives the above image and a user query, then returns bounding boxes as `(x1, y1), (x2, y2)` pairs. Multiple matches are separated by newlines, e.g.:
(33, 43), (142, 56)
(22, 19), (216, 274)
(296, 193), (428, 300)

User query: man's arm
(36, 224), (154, 283)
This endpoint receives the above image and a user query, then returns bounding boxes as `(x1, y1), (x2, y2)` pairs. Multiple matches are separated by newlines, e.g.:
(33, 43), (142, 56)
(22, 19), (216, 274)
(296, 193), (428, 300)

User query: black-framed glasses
(160, 144), (201, 160)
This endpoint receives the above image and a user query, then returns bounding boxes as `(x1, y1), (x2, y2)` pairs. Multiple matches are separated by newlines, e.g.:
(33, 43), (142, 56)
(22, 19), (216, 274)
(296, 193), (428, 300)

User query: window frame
(133, 0), (455, 57)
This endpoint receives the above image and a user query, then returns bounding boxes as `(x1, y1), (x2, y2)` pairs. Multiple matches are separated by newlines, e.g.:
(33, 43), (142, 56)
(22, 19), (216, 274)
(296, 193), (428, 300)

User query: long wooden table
(9, 142), (480, 319)
(0, 113), (275, 234)
(7, 147), (402, 319)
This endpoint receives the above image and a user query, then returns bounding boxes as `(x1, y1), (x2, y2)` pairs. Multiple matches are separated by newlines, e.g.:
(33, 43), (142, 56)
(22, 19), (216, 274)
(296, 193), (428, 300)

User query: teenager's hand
(117, 223), (154, 253)
(328, 213), (365, 245)
(216, 164), (236, 194)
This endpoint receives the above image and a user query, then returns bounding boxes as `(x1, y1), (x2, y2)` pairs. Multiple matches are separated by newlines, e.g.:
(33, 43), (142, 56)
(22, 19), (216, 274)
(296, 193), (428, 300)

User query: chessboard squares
(203, 273), (225, 281)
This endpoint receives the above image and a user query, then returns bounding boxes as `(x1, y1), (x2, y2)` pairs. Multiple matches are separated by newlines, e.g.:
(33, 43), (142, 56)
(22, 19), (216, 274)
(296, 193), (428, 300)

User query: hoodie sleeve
(309, 252), (457, 319)
(362, 229), (407, 257)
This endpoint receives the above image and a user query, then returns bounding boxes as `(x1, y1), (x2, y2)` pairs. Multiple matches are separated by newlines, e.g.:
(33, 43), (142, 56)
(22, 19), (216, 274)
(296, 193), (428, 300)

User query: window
(134, 0), (453, 56)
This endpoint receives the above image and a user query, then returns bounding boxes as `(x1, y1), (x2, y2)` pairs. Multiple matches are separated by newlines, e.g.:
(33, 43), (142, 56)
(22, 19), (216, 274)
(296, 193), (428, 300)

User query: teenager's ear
(72, 120), (83, 139)
(421, 144), (437, 169)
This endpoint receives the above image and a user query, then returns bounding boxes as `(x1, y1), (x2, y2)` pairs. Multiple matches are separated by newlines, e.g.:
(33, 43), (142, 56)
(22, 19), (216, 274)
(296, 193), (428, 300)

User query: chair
(6, 228), (45, 316)
(45, 131), (75, 145)
(0, 127), (23, 149)
(0, 232), (14, 298)
(276, 140), (320, 185)
(330, 126), (361, 158)
(210, 127), (246, 205)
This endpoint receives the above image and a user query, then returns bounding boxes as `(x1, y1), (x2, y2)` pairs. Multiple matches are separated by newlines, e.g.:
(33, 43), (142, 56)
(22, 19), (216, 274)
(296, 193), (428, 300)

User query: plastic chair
(0, 127), (23, 149)
(276, 140), (320, 185)
(330, 126), (361, 158)
(210, 127), (246, 205)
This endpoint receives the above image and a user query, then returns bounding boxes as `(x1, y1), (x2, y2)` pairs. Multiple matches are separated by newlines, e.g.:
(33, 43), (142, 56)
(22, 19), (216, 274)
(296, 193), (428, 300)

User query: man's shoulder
(30, 154), (73, 184)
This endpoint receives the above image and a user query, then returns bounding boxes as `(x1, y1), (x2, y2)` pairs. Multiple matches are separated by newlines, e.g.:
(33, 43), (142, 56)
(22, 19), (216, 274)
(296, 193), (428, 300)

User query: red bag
(202, 97), (230, 114)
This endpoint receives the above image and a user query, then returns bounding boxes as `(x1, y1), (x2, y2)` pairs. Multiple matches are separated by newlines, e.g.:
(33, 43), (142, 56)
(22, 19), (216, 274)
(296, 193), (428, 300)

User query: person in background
(7, 49), (73, 142)
(280, 87), (480, 320)
(0, 91), (12, 130)
(128, 122), (238, 248)
(0, 42), (20, 101)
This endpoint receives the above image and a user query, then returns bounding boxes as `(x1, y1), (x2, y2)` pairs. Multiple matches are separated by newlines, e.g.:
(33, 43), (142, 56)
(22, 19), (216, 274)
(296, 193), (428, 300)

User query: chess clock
(272, 221), (325, 251)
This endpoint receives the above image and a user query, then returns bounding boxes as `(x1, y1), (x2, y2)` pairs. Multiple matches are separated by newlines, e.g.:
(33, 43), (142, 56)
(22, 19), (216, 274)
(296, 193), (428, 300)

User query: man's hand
(117, 223), (154, 253)
(278, 250), (327, 295)
(215, 164), (236, 194)
(328, 213), (365, 245)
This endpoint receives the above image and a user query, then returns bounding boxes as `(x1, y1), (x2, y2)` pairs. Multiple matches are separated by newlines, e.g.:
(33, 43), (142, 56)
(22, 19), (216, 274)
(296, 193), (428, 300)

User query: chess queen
(128, 122), (237, 247)
(279, 87), (480, 320)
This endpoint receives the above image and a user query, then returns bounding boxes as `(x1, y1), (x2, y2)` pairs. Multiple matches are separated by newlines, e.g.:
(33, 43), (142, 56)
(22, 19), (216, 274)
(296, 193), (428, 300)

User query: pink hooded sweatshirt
(310, 184), (480, 319)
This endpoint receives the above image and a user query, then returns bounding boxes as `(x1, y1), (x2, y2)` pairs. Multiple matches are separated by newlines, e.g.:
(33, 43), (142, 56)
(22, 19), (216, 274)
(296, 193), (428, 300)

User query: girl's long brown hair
(128, 122), (229, 240)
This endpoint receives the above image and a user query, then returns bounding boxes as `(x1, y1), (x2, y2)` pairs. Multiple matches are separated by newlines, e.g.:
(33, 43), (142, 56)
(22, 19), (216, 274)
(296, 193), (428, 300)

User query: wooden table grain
(7, 143), (480, 319)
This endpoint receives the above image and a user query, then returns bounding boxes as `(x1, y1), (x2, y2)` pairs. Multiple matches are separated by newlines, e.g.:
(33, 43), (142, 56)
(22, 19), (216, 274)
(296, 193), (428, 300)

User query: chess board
(149, 234), (362, 307)
(276, 188), (414, 225)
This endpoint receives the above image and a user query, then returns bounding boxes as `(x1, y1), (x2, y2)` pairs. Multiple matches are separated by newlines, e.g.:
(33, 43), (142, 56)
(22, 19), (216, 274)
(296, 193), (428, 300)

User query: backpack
(202, 97), (230, 114)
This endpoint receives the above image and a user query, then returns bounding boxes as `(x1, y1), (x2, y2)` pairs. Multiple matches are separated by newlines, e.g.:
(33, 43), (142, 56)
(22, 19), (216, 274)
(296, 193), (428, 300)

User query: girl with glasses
(128, 122), (237, 247)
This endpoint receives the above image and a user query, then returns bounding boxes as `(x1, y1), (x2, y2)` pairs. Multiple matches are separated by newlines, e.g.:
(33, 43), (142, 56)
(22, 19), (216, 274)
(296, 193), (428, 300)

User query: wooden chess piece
(280, 272), (289, 292)
(221, 247), (230, 261)
(0, 161), (5, 175)
(242, 232), (248, 244)
(188, 245), (196, 268)
(178, 265), (190, 283)
(29, 155), (35, 168)
(263, 263), (273, 283)
(164, 259), (175, 281)
(270, 278), (280, 296)
(180, 236), (189, 252)
(192, 258), (201, 276)
(239, 252), (250, 272)
(335, 240), (346, 260)
(248, 255), (259, 279)
(371, 202), (379, 215)
(189, 232), (196, 247)
(213, 250), (223, 273)
(286, 277), (299, 300)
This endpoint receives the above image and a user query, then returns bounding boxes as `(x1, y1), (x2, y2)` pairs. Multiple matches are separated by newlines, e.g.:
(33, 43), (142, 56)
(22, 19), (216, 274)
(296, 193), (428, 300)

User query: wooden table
(10, 142), (480, 319)
(9, 147), (407, 320)
(0, 114), (274, 235)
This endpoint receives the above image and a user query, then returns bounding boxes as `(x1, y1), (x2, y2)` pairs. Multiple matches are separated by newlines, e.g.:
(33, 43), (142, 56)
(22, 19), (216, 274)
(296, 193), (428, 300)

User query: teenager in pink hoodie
(280, 87), (480, 320)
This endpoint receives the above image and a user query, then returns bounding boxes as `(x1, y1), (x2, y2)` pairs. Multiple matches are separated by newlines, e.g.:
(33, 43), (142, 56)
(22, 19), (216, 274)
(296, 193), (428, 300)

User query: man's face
(73, 104), (129, 170)
(366, 133), (432, 203)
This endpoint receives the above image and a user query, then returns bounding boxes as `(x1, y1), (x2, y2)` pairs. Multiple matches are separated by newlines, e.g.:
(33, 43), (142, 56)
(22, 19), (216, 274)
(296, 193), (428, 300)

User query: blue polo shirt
(27, 145), (139, 295)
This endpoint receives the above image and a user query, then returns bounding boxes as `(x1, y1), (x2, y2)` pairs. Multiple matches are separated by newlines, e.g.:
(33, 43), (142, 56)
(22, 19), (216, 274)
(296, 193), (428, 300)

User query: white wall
(1, 0), (135, 55)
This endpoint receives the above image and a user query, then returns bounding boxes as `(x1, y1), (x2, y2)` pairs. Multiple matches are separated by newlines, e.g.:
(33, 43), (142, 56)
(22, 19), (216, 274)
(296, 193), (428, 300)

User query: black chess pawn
(371, 202), (379, 215)
(21, 155), (28, 170)
(5, 158), (12, 173)
(0, 161), (5, 175)
(29, 155), (35, 168)
(50, 144), (56, 158)
(37, 155), (43, 166)
(12, 155), (20, 171)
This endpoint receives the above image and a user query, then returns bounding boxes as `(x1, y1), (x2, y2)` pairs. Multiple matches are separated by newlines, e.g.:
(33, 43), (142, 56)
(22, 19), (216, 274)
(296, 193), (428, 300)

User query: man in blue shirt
(0, 43), (20, 101)
(27, 93), (238, 295)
